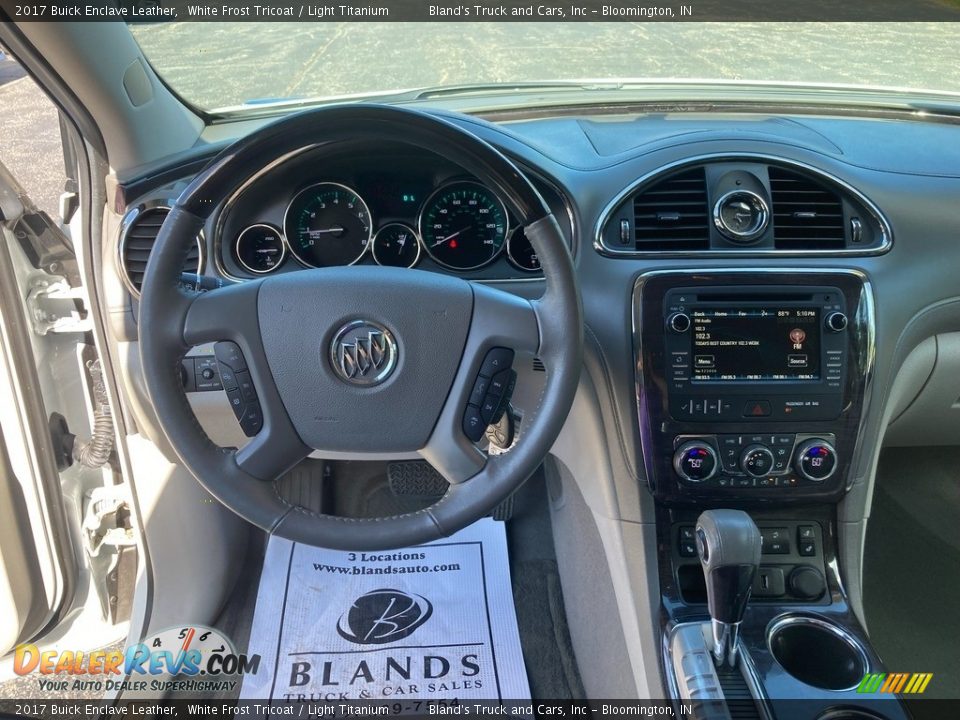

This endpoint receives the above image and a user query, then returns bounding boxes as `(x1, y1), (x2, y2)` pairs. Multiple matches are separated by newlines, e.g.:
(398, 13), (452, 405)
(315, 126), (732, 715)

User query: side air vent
(120, 207), (203, 295)
(631, 167), (710, 250)
(769, 166), (846, 250)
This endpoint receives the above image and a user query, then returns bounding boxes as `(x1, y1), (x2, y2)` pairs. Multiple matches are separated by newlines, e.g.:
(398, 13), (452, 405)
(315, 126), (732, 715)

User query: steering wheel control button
(236, 371), (257, 403)
(673, 441), (718, 483)
(330, 320), (398, 386)
(463, 349), (517, 442)
(479, 347), (514, 378)
(462, 405), (486, 442)
(740, 445), (775, 478)
(795, 439), (838, 482)
(239, 403), (263, 436)
(214, 341), (247, 372)
(194, 356), (222, 391)
(469, 376), (491, 406)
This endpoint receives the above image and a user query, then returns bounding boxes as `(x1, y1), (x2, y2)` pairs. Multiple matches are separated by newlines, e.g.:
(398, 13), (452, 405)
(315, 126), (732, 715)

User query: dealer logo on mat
(337, 589), (434, 645)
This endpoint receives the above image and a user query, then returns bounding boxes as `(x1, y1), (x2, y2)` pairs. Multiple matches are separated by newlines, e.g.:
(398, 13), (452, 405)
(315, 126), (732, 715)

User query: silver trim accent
(283, 181), (373, 268)
(234, 223), (286, 275)
(711, 618), (742, 667)
(631, 268), (876, 495)
(505, 226), (542, 273)
(663, 621), (773, 720)
(371, 222), (422, 268)
(329, 320), (398, 387)
(766, 614), (870, 692)
(712, 188), (769, 243)
(117, 201), (205, 298)
(596, 153), (893, 257)
(418, 180), (509, 272)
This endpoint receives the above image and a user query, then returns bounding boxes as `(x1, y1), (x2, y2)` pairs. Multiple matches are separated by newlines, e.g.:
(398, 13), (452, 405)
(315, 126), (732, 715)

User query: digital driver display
(691, 308), (821, 381)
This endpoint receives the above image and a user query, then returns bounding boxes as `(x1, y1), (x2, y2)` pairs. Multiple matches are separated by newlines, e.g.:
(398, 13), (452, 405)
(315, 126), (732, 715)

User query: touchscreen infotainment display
(691, 308), (821, 381)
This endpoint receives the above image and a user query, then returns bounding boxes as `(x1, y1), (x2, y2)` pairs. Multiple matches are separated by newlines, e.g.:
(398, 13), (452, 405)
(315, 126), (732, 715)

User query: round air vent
(119, 206), (203, 296)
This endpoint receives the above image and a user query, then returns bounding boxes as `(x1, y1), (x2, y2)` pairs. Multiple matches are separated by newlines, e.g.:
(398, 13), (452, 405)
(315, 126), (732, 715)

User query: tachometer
(419, 181), (508, 271)
(283, 182), (372, 267)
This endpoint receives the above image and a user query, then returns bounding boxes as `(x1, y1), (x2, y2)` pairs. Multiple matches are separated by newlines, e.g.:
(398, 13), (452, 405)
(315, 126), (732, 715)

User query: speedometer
(283, 182), (372, 267)
(419, 181), (509, 271)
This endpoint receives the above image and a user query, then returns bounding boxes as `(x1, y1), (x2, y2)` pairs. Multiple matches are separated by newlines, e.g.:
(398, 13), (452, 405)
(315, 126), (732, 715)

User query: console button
(798, 525), (816, 540)
(799, 539), (817, 557)
(743, 400), (772, 417)
(761, 528), (790, 554)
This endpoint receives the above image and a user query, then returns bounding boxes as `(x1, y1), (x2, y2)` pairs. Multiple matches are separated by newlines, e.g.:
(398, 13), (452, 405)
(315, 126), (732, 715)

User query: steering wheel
(138, 105), (582, 550)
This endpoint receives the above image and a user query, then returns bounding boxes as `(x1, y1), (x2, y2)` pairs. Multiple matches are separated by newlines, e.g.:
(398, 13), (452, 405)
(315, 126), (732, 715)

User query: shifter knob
(696, 509), (762, 665)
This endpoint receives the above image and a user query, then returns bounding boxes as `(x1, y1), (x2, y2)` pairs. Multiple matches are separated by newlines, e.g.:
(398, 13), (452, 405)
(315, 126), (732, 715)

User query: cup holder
(768, 616), (869, 691)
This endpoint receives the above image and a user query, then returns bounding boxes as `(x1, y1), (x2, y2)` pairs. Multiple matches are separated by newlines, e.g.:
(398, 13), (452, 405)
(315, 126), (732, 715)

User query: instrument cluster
(217, 146), (558, 280)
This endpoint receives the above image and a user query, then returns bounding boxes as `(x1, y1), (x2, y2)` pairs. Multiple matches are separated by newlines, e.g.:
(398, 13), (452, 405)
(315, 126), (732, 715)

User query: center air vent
(120, 207), (203, 295)
(631, 167), (710, 251)
(769, 166), (846, 250)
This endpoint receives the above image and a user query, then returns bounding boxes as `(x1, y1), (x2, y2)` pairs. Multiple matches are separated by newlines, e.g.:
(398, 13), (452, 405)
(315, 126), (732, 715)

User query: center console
(634, 270), (902, 720)
(633, 269), (872, 503)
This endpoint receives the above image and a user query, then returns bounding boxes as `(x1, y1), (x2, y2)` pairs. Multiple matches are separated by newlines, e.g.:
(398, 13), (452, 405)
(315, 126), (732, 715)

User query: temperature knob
(673, 441), (718, 483)
(795, 439), (838, 482)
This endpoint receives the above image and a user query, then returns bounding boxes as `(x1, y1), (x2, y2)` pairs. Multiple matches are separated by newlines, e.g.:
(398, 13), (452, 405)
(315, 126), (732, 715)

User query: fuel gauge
(372, 223), (422, 268)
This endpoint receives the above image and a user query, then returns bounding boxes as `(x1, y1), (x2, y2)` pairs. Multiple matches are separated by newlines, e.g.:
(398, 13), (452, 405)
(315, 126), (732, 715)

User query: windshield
(131, 22), (960, 112)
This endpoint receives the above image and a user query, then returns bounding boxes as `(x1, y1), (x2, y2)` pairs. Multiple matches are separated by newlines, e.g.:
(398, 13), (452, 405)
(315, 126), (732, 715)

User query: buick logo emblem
(330, 320), (397, 386)
(337, 589), (433, 645)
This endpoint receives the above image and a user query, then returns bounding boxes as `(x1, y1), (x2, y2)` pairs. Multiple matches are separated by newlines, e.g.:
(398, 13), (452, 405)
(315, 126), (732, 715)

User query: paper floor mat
(240, 518), (531, 703)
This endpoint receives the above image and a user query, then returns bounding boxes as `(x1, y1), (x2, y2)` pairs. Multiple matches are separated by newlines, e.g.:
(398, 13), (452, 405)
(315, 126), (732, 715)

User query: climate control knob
(673, 441), (718, 483)
(795, 439), (838, 482)
(667, 312), (691, 334)
(740, 444), (775, 478)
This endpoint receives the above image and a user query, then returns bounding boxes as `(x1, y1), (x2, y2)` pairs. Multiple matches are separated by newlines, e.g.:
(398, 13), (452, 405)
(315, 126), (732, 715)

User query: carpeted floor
(863, 447), (960, 699)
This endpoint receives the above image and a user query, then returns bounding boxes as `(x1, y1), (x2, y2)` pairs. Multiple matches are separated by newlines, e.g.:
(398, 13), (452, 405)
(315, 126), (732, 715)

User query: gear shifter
(695, 509), (762, 666)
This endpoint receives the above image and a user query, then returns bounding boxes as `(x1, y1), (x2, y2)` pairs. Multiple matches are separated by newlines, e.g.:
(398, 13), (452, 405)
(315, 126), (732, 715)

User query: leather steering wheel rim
(138, 104), (582, 550)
